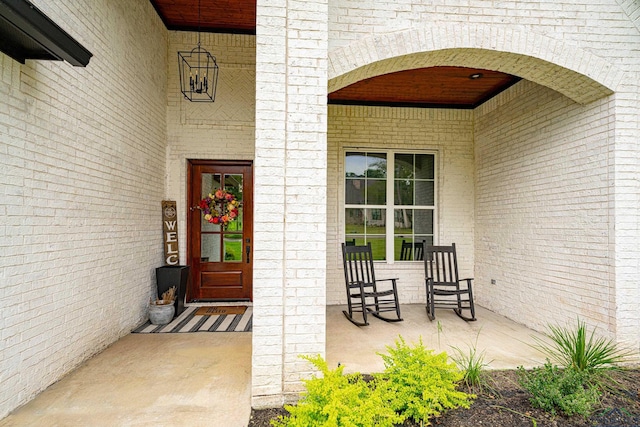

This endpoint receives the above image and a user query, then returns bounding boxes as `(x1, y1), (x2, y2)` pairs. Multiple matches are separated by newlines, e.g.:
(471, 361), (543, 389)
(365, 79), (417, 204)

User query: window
(345, 151), (436, 261)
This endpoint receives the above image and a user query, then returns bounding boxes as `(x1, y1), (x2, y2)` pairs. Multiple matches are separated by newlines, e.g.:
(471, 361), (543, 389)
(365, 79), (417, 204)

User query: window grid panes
(200, 173), (244, 263)
(345, 151), (436, 261)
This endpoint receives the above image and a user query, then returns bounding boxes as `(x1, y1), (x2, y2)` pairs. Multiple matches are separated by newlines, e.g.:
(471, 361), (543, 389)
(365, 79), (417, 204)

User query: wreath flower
(197, 188), (240, 226)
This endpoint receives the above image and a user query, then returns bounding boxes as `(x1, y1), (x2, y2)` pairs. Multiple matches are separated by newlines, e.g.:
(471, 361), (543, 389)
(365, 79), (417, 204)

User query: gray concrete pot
(149, 301), (175, 325)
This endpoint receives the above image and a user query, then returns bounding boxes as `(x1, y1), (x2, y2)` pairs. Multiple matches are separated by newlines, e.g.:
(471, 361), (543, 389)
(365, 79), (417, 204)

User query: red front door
(187, 160), (253, 301)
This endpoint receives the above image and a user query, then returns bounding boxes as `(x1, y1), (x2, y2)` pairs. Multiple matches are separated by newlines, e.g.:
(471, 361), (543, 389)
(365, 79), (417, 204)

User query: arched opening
(326, 39), (620, 337)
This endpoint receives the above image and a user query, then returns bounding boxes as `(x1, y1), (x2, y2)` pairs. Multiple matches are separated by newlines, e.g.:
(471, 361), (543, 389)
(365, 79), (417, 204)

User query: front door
(187, 160), (253, 301)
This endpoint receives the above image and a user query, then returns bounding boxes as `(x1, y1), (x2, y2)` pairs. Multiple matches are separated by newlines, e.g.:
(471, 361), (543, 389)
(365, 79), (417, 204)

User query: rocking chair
(400, 240), (424, 261)
(341, 242), (403, 326)
(424, 243), (476, 321)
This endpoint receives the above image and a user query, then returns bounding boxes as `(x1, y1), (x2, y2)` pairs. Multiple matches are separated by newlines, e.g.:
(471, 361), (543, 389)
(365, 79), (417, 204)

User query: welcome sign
(162, 201), (180, 265)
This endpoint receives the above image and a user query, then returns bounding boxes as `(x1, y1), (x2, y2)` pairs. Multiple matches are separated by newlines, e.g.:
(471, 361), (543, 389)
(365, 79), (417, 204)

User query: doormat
(195, 306), (247, 316)
(133, 305), (252, 333)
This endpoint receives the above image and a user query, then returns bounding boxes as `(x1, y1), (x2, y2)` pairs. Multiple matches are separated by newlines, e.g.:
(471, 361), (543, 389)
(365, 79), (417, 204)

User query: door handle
(246, 245), (251, 263)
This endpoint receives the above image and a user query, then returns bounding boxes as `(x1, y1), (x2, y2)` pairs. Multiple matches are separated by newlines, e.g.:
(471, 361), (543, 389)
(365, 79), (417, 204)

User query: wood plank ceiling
(149, 0), (521, 108)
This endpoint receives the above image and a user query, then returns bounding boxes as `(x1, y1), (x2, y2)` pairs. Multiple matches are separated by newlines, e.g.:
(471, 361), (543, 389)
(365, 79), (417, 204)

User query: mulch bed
(248, 368), (640, 427)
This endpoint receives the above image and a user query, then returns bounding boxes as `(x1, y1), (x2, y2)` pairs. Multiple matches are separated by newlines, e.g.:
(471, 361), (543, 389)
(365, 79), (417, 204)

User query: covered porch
(0, 304), (547, 427)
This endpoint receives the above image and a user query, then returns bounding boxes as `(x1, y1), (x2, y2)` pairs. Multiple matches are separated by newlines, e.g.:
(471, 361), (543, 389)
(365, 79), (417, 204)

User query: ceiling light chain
(177, 0), (219, 102)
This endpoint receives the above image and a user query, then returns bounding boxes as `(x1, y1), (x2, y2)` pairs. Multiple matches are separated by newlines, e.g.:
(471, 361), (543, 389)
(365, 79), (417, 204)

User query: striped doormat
(133, 305), (252, 333)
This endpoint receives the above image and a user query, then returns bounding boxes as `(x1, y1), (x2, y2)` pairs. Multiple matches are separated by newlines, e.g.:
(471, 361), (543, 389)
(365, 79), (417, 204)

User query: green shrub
(271, 355), (403, 427)
(517, 361), (600, 417)
(533, 318), (631, 373)
(273, 337), (476, 427)
(375, 336), (475, 425)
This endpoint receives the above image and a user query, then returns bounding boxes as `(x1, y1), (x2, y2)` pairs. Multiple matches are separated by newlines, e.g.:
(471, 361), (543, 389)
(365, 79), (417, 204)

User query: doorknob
(246, 245), (251, 263)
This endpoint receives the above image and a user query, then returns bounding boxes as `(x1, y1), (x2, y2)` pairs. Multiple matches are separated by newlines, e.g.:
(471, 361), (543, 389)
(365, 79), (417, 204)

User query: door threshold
(185, 301), (253, 307)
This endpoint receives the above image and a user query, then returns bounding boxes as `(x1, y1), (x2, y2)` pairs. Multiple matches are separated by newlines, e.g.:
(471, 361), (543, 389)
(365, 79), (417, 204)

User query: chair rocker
(341, 242), (403, 326)
(424, 243), (476, 321)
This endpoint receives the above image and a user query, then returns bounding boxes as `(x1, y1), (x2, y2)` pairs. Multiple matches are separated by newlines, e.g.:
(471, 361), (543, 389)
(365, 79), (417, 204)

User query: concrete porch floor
(0, 305), (547, 427)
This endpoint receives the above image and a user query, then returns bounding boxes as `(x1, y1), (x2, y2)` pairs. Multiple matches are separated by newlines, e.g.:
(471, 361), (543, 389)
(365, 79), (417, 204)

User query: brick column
(252, 0), (328, 407)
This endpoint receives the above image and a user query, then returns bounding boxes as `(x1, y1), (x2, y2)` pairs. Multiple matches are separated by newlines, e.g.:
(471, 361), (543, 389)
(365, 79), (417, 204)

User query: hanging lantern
(178, 46), (219, 102)
(177, 0), (219, 102)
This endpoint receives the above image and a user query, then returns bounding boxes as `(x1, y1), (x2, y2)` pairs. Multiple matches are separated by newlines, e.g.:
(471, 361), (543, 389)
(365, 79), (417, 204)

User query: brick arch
(328, 24), (623, 105)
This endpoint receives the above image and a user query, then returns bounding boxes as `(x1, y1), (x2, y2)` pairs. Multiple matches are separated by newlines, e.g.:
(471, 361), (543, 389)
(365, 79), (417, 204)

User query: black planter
(156, 265), (190, 317)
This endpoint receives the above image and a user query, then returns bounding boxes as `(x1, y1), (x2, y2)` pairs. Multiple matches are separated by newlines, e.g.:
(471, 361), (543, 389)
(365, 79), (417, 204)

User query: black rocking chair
(341, 242), (403, 326)
(400, 240), (424, 261)
(424, 243), (476, 321)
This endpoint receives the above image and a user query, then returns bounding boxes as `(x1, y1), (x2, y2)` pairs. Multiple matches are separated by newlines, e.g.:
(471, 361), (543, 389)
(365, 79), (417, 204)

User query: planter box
(156, 265), (190, 317)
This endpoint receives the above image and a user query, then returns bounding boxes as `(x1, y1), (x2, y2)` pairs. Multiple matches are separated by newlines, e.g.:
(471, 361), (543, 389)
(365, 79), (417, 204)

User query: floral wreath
(197, 188), (240, 226)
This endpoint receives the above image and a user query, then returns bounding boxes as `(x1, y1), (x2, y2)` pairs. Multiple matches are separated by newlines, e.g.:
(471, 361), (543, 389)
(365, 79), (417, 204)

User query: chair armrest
(459, 278), (474, 288)
(376, 278), (399, 289)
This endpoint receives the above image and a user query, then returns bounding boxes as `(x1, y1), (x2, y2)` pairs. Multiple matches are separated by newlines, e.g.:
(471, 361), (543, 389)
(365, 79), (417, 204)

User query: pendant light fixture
(177, 0), (219, 102)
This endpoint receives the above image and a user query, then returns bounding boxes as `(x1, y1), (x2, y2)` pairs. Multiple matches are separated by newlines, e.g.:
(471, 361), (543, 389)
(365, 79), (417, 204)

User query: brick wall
(327, 106), (475, 305)
(475, 80), (614, 335)
(328, 0), (640, 66)
(165, 32), (256, 259)
(0, 0), (167, 418)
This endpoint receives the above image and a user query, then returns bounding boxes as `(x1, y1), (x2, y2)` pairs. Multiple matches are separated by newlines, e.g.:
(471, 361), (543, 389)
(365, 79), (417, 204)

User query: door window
(200, 173), (244, 263)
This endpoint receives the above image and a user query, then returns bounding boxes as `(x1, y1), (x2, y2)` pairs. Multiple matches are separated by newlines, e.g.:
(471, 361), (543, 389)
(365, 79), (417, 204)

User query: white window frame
(342, 148), (438, 264)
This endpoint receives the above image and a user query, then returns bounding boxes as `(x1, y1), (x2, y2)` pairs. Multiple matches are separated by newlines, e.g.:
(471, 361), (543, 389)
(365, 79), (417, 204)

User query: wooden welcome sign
(162, 201), (180, 265)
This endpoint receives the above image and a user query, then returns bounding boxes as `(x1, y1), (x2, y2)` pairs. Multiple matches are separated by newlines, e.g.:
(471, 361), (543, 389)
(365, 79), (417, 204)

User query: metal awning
(0, 0), (92, 66)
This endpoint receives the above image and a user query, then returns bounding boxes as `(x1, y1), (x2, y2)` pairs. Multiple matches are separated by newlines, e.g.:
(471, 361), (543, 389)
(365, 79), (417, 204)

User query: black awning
(0, 0), (92, 66)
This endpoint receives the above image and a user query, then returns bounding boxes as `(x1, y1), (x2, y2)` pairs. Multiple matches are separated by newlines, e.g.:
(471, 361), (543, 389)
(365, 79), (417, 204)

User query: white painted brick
(474, 80), (618, 336)
(252, 0), (329, 408)
(0, 0), (167, 418)
(3, 0), (640, 417)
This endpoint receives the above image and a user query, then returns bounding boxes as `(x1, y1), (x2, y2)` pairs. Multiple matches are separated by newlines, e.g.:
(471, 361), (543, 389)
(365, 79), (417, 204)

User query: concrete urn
(148, 301), (175, 325)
